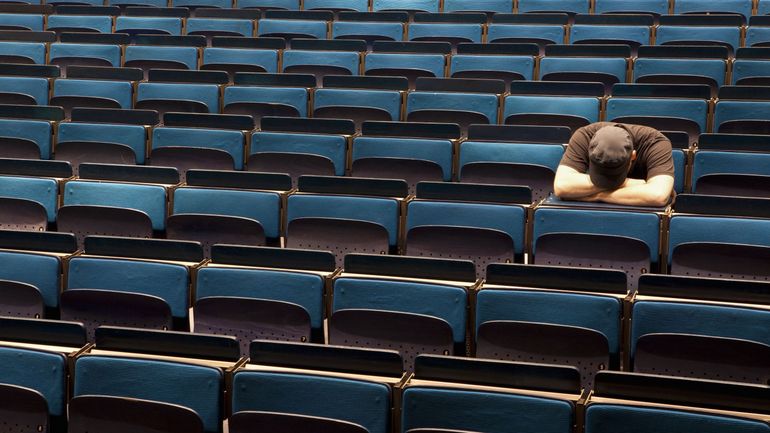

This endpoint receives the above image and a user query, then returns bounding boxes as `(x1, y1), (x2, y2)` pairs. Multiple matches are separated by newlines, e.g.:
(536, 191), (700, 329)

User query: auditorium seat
(586, 372), (770, 433)
(444, 0), (513, 13)
(517, 0), (589, 14)
(49, 42), (122, 73)
(449, 42), (537, 90)
(168, 170), (288, 254)
(570, 14), (653, 54)
(236, 0), (298, 9)
(304, 0), (368, 11)
(673, 0), (752, 20)
(58, 163), (178, 244)
(477, 264), (626, 389)
(364, 41), (449, 89)
(281, 40), (363, 85)
(195, 245), (335, 349)
(692, 134), (770, 197)
(487, 13), (567, 52)
(115, 16), (184, 36)
(257, 18), (328, 39)
(593, 0), (668, 14)
(655, 15), (742, 55)
(503, 81), (603, 132)
(408, 13), (485, 47)
(330, 255), (475, 370)
(760, 0), (770, 15)
(539, 44), (630, 94)
(63, 236), (204, 337)
(713, 86), (770, 134)
(631, 274), (770, 382)
(0, 110), (56, 159)
(46, 14), (113, 33)
(73, 353), (223, 433)
(223, 72), (310, 126)
(248, 117), (353, 182)
(746, 16), (770, 48)
(633, 45), (728, 96)
(186, 16), (255, 38)
(285, 176), (406, 266)
(51, 76), (131, 115)
(332, 15), (405, 44)
(108, 0), (167, 6)
(0, 13), (44, 31)
(314, 75), (406, 127)
(135, 70), (223, 115)
(0, 231), (77, 317)
(232, 341), (403, 433)
(405, 182), (529, 277)
(56, 118), (148, 170)
(202, 46), (279, 77)
(668, 194), (770, 280)
(0, 160), (66, 229)
(372, 0), (439, 13)
(124, 37), (200, 74)
(733, 47), (770, 85)
(401, 356), (581, 432)
(458, 125), (567, 200)
(532, 203), (663, 290)
(0, 39), (46, 64)
(150, 113), (250, 175)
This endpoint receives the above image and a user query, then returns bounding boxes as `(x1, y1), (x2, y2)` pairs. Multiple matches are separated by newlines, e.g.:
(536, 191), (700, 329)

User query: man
(553, 122), (675, 207)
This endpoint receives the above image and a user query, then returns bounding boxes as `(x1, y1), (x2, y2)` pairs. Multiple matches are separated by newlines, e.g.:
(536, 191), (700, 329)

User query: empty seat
(115, 16), (183, 35)
(533, 205), (662, 290)
(372, 0), (439, 12)
(458, 125), (567, 201)
(405, 183), (528, 277)
(285, 176), (406, 267)
(313, 75), (405, 126)
(517, 0), (589, 13)
(692, 134), (770, 197)
(304, 0), (368, 11)
(406, 78), (502, 133)
(49, 43), (122, 72)
(195, 245), (334, 351)
(402, 356), (580, 433)
(733, 48), (770, 85)
(56, 120), (147, 169)
(674, 0), (752, 19)
(477, 264), (626, 389)
(445, 0), (512, 13)
(257, 18), (327, 39)
(364, 41), (449, 88)
(0, 160), (67, 228)
(746, 18), (770, 48)
(236, 0), (298, 7)
(232, 341), (401, 433)
(281, 48), (361, 84)
(136, 81), (219, 114)
(248, 118), (351, 182)
(223, 73), (311, 126)
(539, 44), (630, 93)
(594, 0), (668, 14)
(408, 19), (484, 46)
(186, 17), (254, 37)
(487, 13), (567, 49)
(202, 47), (279, 75)
(449, 43), (537, 88)
(714, 86), (770, 134)
(631, 274), (770, 382)
(51, 78), (131, 115)
(570, 15), (653, 52)
(656, 15), (742, 54)
(46, 14), (112, 33)
(330, 269), (469, 370)
(503, 81), (603, 131)
(634, 45), (729, 94)
(124, 44), (198, 72)
(332, 19), (404, 43)
(0, 13), (43, 31)
(73, 355), (223, 433)
(169, 170), (287, 253)
(0, 117), (54, 159)
(0, 41), (46, 64)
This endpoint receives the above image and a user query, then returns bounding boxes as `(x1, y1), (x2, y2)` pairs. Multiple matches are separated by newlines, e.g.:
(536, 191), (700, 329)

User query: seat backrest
(656, 25), (741, 51)
(116, 16), (183, 35)
(692, 151), (770, 190)
(0, 41), (46, 64)
(332, 21), (404, 41)
(47, 15), (112, 33)
(282, 50), (360, 74)
(633, 58), (727, 87)
(304, 0), (368, 10)
(487, 23), (565, 44)
(539, 57), (627, 83)
(364, 52), (446, 77)
(594, 0), (668, 14)
(0, 346), (66, 417)
(57, 122), (147, 164)
(353, 137), (453, 181)
(0, 175), (58, 223)
(0, 13), (44, 31)
(444, 0), (512, 12)
(186, 18), (254, 37)
(250, 131), (347, 175)
(137, 83), (219, 113)
(668, 215), (770, 265)
(0, 76), (48, 105)
(406, 91), (499, 124)
(67, 256), (189, 320)
(151, 127), (244, 169)
(124, 45), (197, 69)
(408, 23), (483, 43)
(372, 0), (439, 12)
(53, 78), (133, 109)
(674, 0), (752, 18)
(504, 95), (600, 124)
(224, 85), (309, 116)
(0, 118), (52, 158)
(50, 42), (121, 67)
(315, 88), (402, 120)
(73, 355), (223, 433)
(714, 100), (770, 130)
(450, 54), (536, 80)
(570, 24), (650, 46)
(518, 0), (589, 13)
(202, 47), (279, 72)
(459, 141), (563, 173)
(606, 97), (708, 134)
(62, 180), (167, 231)
(257, 19), (328, 39)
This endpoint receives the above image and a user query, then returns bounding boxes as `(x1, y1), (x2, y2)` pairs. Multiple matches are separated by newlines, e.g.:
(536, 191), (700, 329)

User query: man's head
(588, 125), (635, 189)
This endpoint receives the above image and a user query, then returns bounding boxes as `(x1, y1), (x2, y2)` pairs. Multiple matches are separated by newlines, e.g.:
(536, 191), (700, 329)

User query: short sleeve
(643, 134), (675, 180)
(559, 124), (594, 173)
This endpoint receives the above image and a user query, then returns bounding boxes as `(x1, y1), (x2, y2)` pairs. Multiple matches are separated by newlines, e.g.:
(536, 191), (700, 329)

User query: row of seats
(6, 0), (770, 16)
(3, 12), (770, 50)
(3, 326), (768, 433)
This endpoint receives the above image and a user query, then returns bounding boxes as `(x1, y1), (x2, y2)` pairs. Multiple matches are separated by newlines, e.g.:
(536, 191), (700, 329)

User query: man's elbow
(648, 189), (672, 207)
(553, 178), (570, 198)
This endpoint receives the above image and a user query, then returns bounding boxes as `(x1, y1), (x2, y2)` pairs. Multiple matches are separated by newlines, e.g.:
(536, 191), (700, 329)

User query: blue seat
(202, 47), (279, 73)
(172, 186), (281, 240)
(364, 52), (446, 79)
(351, 136), (452, 188)
(517, 0), (589, 13)
(402, 379), (574, 433)
(173, 0), (233, 7)
(570, 24), (650, 47)
(108, 0), (167, 6)
(692, 151), (770, 194)
(0, 14), (44, 31)
(459, 140), (564, 199)
(236, 0), (298, 8)
(0, 249), (61, 310)
(745, 26), (770, 48)
(304, 0), (368, 10)
(224, 80), (307, 114)
(332, 21), (404, 42)
(115, 16), (183, 35)
(249, 131), (345, 177)
(0, 41), (46, 64)
(124, 45), (198, 70)
(67, 256), (190, 323)
(761, 0), (770, 14)
(406, 90), (499, 124)
(314, 88), (402, 121)
(633, 58), (727, 88)
(52, 78), (133, 110)
(606, 97), (708, 137)
(62, 180), (168, 231)
(0, 76), (48, 105)
(714, 100), (770, 132)
(539, 56), (628, 85)
(476, 272), (623, 388)
(195, 266), (324, 345)
(186, 18), (254, 37)
(136, 82), (219, 113)
(594, 0), (668, 14)
(73, 355), (222, 433)
(151, 126), (243, 169)
(46, 15), (113, 33)
(408, 22), (483, 44)
(0, 118), (53, 159)
(444, 0), (513, 13)
(232, 367), (391, 433)
(0, 347), (67, 419)
(503, 94), (601, 124)
(49, 43), (122, 68)
(533, 207), (661, 288)
(282, 49), (361, 75)
(450, 52), (536, 84)
(332, 276), (468, 368)
(656, 24), (741, 52)
(257, 19), (328, 39)
(674, 0), (752, 18)
(57, 121), (147, 164)
(487, 22), (565, 45)
(372, 0), (439, 12)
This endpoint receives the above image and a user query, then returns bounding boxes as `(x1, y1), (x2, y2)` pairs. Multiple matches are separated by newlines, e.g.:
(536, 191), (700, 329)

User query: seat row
(2, 234), (770, 387)
(2, 325), (768, 433)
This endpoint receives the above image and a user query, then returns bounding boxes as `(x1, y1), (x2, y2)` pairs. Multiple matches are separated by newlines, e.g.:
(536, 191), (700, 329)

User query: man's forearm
(596, 183), (671, 207)
(553, 172), (606, 199)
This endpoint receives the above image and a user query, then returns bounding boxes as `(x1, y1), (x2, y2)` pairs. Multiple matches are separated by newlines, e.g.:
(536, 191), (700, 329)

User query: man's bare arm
(553, 165), (606, 199)
(586, 175), (674, 207)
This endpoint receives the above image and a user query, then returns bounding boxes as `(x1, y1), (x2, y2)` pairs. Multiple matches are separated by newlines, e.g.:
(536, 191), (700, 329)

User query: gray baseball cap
(588, 125), (633, 190)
